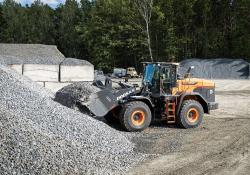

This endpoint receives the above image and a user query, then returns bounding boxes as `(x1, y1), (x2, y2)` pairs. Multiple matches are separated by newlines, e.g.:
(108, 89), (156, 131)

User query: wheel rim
(187, 108), (199, 123)
(131, 110), (145, 126)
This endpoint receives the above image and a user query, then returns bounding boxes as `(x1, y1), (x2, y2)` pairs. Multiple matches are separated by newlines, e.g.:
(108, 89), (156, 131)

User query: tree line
(0, 0), (249, 72)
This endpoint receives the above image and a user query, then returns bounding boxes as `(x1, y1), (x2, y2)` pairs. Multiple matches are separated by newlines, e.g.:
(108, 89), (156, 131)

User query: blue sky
(0, 0), (68, 8)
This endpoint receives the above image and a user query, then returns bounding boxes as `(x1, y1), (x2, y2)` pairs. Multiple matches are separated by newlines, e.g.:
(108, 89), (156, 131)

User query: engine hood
(172, 78), (215, 95)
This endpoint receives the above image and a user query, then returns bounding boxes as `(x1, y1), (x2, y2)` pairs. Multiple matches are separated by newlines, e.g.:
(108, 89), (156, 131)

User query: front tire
(178, 100), (203, 128)
(119, 101), (151, 132)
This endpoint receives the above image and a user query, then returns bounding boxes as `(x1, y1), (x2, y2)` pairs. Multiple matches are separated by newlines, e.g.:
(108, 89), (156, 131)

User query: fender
(177, 92), (209, 114)
(130, 96), (154, 109)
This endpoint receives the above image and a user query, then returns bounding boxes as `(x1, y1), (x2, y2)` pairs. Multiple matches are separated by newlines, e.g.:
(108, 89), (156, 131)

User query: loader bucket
(80, 89), (119, 117)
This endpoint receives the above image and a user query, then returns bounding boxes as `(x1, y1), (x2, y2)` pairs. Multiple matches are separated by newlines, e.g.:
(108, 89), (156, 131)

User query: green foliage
(0, 0), (249, 70)
(82, 0), (146, 72)
(0, 0), (28, 42)
(27, 0), (55, 44)
(56, 0), (82, 58)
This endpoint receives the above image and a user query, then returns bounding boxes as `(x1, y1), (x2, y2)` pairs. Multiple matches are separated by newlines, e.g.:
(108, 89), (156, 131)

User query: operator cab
(142, 62), (179, 96)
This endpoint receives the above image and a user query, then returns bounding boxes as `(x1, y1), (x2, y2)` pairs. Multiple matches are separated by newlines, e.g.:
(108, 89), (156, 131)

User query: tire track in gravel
(130, 117), (250, 175)
(170, 134), (250, 175)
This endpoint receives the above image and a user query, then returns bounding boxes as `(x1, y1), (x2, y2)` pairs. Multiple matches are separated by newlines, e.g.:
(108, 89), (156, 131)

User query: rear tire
(119, 101), (151, 132)
(177, 100), (203, 128)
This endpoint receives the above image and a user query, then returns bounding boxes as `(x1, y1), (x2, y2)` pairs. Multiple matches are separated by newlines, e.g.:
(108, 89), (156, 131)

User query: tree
(173, 0), (196, 59)
(134, 0), (154, 62)
(27, 0), (56, 44)
(0, 3), (4, 41)
(83, 0), (146, 72)
(231, 0), (250, 59)
(0, 0), (249, 66)
(0, 0), (28, 43)
(192, 0), (211, 58)
(151, 0), (177, 61)
(56, 0), (82, 58)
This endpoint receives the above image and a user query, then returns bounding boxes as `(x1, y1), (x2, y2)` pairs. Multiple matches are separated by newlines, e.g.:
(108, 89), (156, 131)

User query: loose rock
(0, 65), (144, 175)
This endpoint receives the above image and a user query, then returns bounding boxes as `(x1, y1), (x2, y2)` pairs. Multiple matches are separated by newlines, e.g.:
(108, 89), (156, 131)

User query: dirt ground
(126, 79), (250, 175)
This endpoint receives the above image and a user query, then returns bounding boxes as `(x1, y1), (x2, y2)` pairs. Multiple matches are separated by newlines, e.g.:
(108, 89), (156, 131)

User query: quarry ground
(120, 79), (250, 175)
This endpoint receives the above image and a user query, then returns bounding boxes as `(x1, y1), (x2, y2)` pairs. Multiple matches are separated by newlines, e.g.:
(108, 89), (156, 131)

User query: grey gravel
(0, 63), (54, 98)
(54, 82), (100, 110)
(179, 58), (250, 79)
(0, 43), (64, 60)
(0, 55), (24, 65)
(0, 44), (94, 66)
(61, 58), (93, 66)
(0, 65), (144, 175)
(0, 54), (63, 65)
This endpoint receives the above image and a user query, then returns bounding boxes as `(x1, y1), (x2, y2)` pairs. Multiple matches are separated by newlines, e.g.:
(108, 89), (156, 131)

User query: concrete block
(9, 64), (23, 74)
(60, 65), (94, 82)
(23, 64), (59, 82)
(45, 82), (71, 92)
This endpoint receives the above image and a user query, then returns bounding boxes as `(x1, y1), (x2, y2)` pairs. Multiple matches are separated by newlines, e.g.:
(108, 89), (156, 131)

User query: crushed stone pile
(0, 54), (63, 65)
(0, 65), (144, 175)
(0, 64), (54, 98)
(0, 43), (65, 60)
(0, 55), (23, 65)
(54, 82), (100, 110)
(179, 58), (250, 79)
(0, 55), (93, 66)
(61, 58), (93, 66)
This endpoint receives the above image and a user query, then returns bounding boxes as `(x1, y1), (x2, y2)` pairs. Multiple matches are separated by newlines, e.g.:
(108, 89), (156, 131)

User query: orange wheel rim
(187, 108), (199, 123)
(131, 110), (145, 126)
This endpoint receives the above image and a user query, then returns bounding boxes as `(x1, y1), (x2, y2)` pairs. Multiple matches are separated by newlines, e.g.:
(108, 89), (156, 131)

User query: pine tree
(56, 0), (81, 58)
(1, 0), (28, 43)
(27, 0), (56, 44)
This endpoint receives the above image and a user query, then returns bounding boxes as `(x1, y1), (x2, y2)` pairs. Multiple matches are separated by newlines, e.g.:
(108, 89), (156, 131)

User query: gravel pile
(179, 58), (250, 79)
(0, 54), (63, 65)
(0, 65), (144, 175)
(0, 43), (64, 58)
(0, 55), (23, 65)
(0, 63), (54, 98)
(0, 44), (93, 69)
(54, 82), (100, 110)
(0, 44), (65, 65)
(0, 55), (92, 67)
(61, 58), (93, 66)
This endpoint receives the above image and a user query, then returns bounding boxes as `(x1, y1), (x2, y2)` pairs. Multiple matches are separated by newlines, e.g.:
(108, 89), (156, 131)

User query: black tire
(119, 101), (151, 132)
(177, 100), (203, 128)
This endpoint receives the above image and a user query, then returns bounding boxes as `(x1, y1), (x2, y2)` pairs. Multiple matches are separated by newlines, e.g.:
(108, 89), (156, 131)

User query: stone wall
(6, 59), (94, 92)
(0, 44), (95, 92)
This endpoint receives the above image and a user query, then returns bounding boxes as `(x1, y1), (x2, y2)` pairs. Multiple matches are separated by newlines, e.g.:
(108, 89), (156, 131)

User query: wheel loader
(80, 62), (218, 132)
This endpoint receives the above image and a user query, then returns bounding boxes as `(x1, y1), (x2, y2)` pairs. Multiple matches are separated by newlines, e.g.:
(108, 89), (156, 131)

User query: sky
(0, 0), (68, 8)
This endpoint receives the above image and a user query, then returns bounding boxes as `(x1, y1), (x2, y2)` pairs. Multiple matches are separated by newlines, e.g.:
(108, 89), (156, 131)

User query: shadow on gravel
(101, 117), (180, 132)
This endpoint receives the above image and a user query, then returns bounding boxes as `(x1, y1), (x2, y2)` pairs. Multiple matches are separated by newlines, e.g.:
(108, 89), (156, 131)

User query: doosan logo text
(116, 89), (135, 101)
